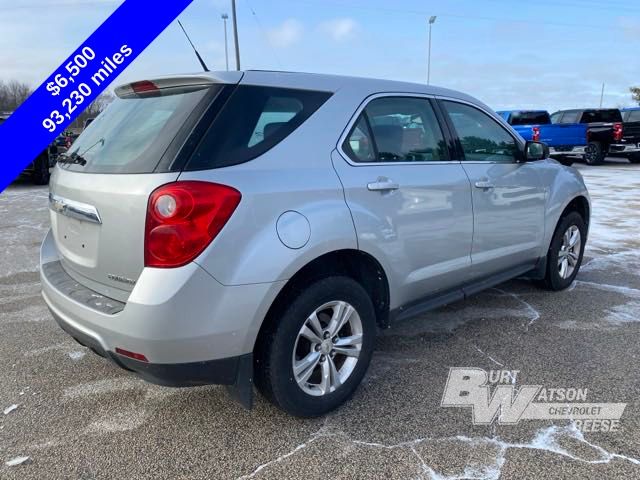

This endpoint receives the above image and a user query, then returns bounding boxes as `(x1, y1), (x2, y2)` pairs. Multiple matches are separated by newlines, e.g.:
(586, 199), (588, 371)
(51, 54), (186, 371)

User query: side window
(248, 96), (303, 147)
(550, 112), (562, 124)
(560, 111), (579, 124)
(343, 96), (448, 163)
(187, 86), (331, 171)
(443, 101), (519, 162)
(343, 115), (375, 162)
(629, 110), (640, 122)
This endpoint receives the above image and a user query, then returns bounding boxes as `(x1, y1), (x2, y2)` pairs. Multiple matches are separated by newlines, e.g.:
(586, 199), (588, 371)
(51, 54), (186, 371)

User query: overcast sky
(1, 0), (639, 112)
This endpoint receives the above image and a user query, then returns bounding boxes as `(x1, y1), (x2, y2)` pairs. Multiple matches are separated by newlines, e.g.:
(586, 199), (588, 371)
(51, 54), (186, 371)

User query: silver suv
(41, 71), (590, 417)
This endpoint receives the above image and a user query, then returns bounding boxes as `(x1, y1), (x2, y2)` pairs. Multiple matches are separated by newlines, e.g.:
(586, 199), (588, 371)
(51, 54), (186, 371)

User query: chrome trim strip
(49, 193), (102, 225)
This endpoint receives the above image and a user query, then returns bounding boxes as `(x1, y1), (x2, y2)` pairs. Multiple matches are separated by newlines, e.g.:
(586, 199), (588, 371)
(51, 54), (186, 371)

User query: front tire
(542, 211), (586, 291)
(628, 153), (640, 164)
(254, 276), (376, 417)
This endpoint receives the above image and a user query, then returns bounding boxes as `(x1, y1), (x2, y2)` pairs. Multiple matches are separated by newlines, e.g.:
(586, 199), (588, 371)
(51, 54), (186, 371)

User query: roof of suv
(117, 70), (482, 105)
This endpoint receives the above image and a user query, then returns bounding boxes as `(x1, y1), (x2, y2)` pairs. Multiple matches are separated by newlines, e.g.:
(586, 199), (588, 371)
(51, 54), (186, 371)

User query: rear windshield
(186, 85), (331, 170)
(508, 111), (550, 125)
(580, 109), (622, 123)
(61, 85), (213, 173)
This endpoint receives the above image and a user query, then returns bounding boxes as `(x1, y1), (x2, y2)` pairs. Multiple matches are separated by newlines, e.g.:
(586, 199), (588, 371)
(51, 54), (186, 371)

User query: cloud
(267, 19), (303, 48)
(319, 18), (358, 41)
(618, 17), (640, 40)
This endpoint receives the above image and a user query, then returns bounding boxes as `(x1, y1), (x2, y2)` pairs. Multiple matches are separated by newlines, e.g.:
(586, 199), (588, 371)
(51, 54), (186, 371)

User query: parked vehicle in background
(497, 110), (586, 165)
(613, 107), (640, 163)
(41, 71), (590, 417)
(551, 108), (626, 165)
(1, 112), (52, 184)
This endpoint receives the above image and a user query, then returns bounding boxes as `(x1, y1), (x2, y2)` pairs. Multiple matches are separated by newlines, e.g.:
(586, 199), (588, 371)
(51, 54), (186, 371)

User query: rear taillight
(145, 181), (241, 268)
(613, 122), (623, 141)
(532, 127), (540, 142)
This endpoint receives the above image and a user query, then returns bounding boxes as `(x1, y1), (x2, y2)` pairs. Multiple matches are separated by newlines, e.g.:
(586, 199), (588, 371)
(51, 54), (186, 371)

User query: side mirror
(524, 141), (549, 162)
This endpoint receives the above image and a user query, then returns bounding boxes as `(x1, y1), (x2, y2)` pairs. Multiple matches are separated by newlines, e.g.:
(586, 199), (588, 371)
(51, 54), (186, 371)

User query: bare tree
(71, 91), (115, 130)
(631, 87), (640, 106)
(0, 79), (33, 112)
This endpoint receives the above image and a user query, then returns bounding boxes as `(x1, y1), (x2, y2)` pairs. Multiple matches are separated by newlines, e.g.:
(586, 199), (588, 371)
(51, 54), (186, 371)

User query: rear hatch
(48, 74), (240, 302)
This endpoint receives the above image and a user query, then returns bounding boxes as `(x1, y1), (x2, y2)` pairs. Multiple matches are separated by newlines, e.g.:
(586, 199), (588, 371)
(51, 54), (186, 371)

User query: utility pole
(231, 0), (241, 71)
(427, 16), (437, 85)
(599, 82), (605, 108)
(221, 13), (229, 71)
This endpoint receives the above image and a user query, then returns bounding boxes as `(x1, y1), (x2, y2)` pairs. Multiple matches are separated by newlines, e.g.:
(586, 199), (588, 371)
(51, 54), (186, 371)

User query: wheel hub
(320, 339), (333, 355)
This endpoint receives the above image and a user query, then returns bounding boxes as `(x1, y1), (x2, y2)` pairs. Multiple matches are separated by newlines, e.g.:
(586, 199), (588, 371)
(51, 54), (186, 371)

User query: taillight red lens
(145, 181), (241, 268)
(532, 127), (541, 142)
(613, 122), (623, 141)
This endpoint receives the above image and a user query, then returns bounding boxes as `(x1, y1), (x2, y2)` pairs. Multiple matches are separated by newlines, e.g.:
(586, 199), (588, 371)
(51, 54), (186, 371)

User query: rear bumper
(608, 143), (640, 155)
(40, 229), (284, 385)
(549, 146), (586, 156)
(49, 304), (249, 386)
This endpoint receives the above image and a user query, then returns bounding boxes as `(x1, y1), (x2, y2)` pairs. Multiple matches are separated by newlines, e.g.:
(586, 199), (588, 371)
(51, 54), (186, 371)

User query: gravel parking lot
(1, 160), (639, 479)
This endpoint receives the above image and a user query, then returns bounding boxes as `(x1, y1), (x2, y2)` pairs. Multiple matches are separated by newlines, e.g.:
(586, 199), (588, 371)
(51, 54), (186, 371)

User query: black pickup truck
(0, 112), (53, 184)
(612, 108), (640, 163)
(550, 108), (638, 165)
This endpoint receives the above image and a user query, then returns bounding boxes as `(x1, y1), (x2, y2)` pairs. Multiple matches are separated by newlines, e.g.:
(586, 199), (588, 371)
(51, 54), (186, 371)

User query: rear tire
(542, 211), (586, 291)
(254, 276), (376, 417)
(584, 142), (605, 165)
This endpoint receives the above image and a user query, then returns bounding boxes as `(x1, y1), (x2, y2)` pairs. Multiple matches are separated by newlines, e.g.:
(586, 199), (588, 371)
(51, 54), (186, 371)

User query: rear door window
(186, 86), (331, 170)
(61, 85), (215, 173)
(343, 96), (448, 163)
(550, 112), (562, 124)
(559, 111), (579, 124)
(343, 115), (376, 162)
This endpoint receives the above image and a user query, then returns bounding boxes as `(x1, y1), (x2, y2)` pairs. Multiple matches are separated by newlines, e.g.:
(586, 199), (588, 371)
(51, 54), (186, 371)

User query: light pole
(599, 82), (605, 108)
(231, 0), (241, 71)
(427, 16), (437, 85)
(221, 13), (229, 71)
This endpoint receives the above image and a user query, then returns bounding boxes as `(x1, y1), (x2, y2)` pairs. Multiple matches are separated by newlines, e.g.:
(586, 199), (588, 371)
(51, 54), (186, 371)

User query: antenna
(177, 20), (209, 72)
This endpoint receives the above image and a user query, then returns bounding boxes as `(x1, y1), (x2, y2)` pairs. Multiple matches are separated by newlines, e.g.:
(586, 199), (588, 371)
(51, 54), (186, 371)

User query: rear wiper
(56, 154), (87, 166)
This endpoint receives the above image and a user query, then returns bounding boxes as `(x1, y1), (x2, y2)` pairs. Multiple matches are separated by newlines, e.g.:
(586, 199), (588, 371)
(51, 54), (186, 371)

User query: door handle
(474, 181), (495, 190)
(367, 178), (399, 192)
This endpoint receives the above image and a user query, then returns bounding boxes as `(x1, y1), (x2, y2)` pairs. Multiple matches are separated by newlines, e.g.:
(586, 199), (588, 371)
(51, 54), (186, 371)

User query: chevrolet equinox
(41, 71), (590, 417)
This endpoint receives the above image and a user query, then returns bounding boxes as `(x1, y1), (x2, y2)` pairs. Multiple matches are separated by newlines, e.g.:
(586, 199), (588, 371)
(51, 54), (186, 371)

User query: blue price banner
(0, 0), (194, 192)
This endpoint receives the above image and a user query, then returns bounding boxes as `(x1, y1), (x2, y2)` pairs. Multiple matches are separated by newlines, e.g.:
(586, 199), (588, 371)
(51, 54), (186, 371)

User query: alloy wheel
(292, 300), (363, 396)
(558, 225), (581, 279)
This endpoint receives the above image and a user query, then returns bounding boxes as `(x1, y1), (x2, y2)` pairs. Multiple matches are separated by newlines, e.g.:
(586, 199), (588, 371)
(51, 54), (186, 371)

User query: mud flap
(225, 353), (254, 409)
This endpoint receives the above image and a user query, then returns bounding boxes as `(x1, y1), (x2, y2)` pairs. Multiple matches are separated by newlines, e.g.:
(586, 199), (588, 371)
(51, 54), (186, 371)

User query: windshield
(62, 85), (213, 173)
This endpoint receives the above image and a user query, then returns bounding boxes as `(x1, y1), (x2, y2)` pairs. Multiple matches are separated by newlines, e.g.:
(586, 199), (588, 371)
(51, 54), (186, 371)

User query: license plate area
(52, 213), (100, 268)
